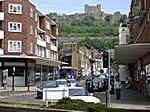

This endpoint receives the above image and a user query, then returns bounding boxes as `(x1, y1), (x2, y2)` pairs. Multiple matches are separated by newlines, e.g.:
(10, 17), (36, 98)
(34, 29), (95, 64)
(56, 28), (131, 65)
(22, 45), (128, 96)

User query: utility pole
(108, 49), (111, 105)
(103, 49), (111, 106)
(12, 67), (15, 91)
(91, 46), (94, 77)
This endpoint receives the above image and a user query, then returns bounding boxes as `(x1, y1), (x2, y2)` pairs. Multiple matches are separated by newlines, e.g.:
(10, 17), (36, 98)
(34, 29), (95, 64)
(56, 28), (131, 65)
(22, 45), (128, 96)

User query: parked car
(37, 80), (58, 99)
(43, 86), (101, 103)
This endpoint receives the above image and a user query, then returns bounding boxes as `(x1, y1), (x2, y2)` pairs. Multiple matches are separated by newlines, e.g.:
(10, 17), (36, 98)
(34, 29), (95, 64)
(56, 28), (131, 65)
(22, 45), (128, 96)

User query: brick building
(0, 0), (60, 87)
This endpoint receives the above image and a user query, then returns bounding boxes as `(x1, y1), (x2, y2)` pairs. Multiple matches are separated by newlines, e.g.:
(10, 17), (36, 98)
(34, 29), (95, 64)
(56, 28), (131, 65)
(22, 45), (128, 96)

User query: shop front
(0, 55), (61, 87)
(0, 58), (36, 87)
(115, 43), (150, 96)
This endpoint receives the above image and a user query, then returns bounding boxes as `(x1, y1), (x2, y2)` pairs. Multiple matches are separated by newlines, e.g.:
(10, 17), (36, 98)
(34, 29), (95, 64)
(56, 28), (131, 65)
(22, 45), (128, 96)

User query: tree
(77, 38), (119, 52)
(105, 15), (111, 23)
(58, 20), (119, 37)
(119, 14), (128, 23)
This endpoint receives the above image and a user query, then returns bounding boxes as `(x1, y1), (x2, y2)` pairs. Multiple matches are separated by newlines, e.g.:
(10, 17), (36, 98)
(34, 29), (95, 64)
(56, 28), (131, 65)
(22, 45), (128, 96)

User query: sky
(30, 0), (131, 15)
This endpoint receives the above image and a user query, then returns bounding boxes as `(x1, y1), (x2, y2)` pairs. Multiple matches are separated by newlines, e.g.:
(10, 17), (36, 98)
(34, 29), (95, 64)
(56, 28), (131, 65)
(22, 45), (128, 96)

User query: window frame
(45, 20), (50, 30)
(8, 40), (22, 52)
(8, 3), (22, 14)
(30, 8), (33, 18)
(29, 25), (33, 35)
(29, 42), (33, 54)
(8, 22), (22, 32)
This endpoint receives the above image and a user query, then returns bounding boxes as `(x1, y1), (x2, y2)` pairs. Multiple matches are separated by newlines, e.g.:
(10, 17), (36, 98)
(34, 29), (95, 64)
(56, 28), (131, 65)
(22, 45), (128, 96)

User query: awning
(0, 55), (68, 67)
(114, 43), (150, 65)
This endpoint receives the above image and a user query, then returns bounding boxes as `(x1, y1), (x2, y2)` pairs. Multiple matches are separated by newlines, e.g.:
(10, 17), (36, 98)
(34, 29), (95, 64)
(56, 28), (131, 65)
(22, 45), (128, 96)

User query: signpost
(103, 49), (111, 106)
(12, 67), (15, 91)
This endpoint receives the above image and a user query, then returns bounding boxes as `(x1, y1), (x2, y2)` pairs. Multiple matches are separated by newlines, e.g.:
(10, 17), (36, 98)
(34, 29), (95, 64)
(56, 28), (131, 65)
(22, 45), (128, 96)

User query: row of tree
(57, 18), (119, 37)
(77, 38), (119, 52)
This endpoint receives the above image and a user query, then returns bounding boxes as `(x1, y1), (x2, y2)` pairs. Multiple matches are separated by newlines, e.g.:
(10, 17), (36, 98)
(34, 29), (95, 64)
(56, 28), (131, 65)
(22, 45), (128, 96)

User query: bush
(48, 98), (150, 112)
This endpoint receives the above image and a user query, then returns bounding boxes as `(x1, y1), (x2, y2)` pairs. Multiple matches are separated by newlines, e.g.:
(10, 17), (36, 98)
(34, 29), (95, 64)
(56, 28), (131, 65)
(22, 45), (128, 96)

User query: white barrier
(43, 88), (66, 107)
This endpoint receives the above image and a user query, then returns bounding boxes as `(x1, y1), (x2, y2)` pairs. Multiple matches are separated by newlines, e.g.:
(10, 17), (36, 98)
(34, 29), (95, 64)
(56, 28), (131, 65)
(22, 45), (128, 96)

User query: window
(8, 40), (22, 52)
(9, 3), (22, 14)
(46, 20), (50, 30)
(8, 22), (22, 32)
(29, 42), (33, 53)
(37, 45), (45, 57)
(46, 49), (50, 58)
(29, 25), (33, 35)
(30, 8), (33, 17)
(35, 13), (38, 22)
(50, 50), (55, 59)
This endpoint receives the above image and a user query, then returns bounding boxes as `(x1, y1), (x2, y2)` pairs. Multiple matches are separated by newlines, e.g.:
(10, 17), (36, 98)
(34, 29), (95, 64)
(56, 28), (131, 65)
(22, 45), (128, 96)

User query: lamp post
(12, 67), (15, 91)
(28, 71), (30, 91)
(60, 51), (63, 79)
(90, 46), (94, 77)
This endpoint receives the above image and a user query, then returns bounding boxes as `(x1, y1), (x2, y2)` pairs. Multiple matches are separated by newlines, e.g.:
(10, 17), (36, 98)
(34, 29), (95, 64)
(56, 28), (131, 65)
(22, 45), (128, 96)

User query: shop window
(8, 68), (24, 77)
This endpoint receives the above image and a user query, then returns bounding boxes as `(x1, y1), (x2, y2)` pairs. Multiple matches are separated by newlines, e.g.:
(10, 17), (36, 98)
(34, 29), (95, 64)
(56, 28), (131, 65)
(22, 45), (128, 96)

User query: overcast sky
(30, 0), (131, 15)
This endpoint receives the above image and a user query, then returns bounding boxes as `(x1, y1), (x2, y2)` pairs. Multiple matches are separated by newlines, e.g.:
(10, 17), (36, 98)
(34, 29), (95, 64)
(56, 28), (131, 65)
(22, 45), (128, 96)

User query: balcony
(0, 12), (4, 21)
(0, 48), (4, 55)
(0, 30), (4, 39)
(37, 39), (46, 47)
(50, 44), (57, 51)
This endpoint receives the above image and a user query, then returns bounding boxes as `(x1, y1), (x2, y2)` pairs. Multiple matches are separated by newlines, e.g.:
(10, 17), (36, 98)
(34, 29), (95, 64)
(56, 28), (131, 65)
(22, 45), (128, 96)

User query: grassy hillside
(57, 19), (119, 37)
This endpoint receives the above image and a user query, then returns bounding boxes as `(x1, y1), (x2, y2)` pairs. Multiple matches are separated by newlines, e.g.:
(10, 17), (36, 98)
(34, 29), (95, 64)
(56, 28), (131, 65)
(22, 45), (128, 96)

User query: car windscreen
(69, 88), (86, 96)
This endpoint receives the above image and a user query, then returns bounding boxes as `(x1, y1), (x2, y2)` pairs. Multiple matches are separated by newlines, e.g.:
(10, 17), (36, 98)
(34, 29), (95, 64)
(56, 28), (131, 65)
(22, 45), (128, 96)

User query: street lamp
(28, 71), (30, 91)
(12, 67), (15, 91)
(60, 51), (63, 79)
(90, 46), (94, 77)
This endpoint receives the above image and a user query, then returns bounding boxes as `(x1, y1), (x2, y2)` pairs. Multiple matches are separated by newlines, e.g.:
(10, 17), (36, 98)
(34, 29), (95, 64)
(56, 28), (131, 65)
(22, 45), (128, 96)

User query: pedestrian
(128, 75), (132, 89)
(114, 77), (122, 100)
(125, 77), (129, 89)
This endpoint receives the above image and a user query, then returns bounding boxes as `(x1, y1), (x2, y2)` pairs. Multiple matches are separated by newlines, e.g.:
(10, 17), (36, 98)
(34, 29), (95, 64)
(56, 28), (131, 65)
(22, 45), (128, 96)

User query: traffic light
(103, 51), (109, 68)
(89, 59), (95, 64)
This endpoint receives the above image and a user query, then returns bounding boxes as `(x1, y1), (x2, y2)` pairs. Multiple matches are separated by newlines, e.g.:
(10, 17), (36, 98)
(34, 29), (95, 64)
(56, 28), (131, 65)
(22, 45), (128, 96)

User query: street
(0, 82), (150, 111)
(0, 91), (44, 105)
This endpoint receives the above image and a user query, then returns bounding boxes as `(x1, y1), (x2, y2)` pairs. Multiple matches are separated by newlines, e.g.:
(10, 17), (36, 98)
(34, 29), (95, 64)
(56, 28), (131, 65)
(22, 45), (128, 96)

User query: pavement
(0, 83), (150, 110)
(95, 84), (150, 110)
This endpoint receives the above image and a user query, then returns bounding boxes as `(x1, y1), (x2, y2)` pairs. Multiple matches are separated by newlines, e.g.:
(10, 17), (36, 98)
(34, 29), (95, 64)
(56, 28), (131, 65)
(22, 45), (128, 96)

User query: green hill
(57, 19), (119, 37)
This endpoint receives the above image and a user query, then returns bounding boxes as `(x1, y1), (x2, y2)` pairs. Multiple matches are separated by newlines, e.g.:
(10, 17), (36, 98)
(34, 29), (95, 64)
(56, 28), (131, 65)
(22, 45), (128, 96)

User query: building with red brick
(0, 0), (60, 87)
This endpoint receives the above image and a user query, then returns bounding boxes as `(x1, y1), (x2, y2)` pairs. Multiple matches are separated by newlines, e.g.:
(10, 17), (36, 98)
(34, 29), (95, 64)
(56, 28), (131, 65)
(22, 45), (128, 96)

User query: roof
(115, 43), (150, 65)
(0, 55), (68, 66)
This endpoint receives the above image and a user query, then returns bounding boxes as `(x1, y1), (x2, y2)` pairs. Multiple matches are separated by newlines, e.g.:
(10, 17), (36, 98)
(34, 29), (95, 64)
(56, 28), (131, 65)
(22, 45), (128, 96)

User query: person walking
(114, 78), (122, 100)
(125, 77), (129, 89)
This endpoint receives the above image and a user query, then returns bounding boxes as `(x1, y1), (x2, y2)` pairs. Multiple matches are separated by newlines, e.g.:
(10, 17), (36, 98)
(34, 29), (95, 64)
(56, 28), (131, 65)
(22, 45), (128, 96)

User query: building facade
(115, 0), (150, 96)
(84, 4), (102, 20)
(60, 43), (102, 78)
(0, 0), (59, 87)
(49, 4), (123, 24)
